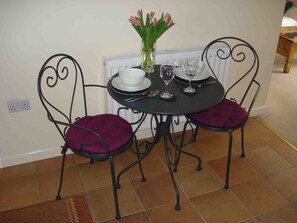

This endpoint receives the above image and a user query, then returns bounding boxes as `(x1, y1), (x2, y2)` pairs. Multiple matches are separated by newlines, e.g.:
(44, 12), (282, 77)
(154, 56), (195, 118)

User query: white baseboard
(0, 147), (62, 168)
(250, 105), (268, 116)
(0, 105), (267, 168)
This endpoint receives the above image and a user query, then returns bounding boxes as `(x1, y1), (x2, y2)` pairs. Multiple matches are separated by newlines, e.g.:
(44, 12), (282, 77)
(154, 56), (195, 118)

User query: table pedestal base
(116, 114), (202, 211)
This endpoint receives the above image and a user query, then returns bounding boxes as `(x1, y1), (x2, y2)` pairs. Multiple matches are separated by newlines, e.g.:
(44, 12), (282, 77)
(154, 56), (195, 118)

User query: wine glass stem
(189, 79), (192, 88)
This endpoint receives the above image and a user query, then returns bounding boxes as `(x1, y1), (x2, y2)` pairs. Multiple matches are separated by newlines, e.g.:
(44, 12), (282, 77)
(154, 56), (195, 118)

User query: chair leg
(192, 126), (199, 142)
(56, 152), (66, 200)
(134, 135), (146, 182)
(240, 127), (245, 157)
(224, 130), (233, 189)
(116, 137), (146, 189)
(109, 156), (121, 220)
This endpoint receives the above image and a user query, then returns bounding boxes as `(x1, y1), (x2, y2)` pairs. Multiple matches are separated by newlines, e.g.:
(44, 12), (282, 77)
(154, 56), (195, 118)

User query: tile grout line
(228, 184), (259, 222)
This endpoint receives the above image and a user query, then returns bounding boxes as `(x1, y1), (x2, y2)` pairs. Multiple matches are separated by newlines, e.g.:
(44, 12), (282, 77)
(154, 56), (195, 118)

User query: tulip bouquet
(129, 10), (175, 72)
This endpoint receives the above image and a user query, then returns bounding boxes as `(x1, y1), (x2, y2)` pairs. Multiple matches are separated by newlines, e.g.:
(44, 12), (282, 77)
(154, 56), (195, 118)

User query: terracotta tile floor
(1, 117), (297, 223)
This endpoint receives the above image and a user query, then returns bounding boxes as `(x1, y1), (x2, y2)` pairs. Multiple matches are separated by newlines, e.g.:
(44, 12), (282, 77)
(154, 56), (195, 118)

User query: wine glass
(182, 58), (200, 94)
(160, 63), (175, 99)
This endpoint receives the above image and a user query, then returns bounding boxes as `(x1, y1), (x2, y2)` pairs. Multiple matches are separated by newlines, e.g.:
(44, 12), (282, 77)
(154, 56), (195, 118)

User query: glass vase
(141, 40), (156, 73)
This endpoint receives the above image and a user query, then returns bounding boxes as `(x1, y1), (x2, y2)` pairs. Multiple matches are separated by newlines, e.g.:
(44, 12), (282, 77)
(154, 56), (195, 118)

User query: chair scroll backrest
(201, 37), (260, 114)
(37, 54), (88, 140)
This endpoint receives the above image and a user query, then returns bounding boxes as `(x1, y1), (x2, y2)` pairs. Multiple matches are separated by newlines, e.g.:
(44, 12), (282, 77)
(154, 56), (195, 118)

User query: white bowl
(119, 68), (145, 88)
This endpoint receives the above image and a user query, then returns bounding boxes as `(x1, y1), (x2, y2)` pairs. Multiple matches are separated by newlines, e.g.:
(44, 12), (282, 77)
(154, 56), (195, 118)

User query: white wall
(0, 0), (285, 167)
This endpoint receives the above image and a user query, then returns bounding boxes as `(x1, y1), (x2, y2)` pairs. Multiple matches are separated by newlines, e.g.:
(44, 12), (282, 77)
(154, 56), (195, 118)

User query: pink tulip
(149, 11), (155, 19)
(168, 19), (174, 26)
(135, 19), (141, 26)
(129, 16), (141, 26)
(163, 13), (171, 23)
(129, 16), (136, 23)
(152, 18), (157, 26)
(137, 10), (142, 18)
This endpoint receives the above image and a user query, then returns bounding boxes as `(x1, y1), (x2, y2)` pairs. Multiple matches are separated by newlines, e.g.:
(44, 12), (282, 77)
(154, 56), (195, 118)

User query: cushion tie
(61, 144), (68, 154)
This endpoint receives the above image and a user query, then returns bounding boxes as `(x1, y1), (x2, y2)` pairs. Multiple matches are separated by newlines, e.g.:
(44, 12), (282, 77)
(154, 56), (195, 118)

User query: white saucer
(174, 67), (210, 81)
(112, 77), (151, 92)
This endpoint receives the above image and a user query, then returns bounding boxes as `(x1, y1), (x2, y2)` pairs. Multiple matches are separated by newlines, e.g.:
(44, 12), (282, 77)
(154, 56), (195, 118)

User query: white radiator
(103, 47), (230, 138)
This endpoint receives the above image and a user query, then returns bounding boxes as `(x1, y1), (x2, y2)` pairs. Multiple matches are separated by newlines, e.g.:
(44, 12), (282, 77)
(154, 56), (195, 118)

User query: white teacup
(119, 68), (145, 88)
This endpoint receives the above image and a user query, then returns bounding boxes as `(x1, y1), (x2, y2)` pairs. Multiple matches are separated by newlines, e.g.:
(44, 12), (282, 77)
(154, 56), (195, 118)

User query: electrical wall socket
(7, 101), (18, 113)
(7, 99), (31, 113)
(19, 99), (30, 111)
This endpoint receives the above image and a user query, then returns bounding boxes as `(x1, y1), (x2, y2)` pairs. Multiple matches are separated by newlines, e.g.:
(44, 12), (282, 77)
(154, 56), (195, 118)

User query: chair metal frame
(177, 37), (261, 189)
(37, 53), (145, 219)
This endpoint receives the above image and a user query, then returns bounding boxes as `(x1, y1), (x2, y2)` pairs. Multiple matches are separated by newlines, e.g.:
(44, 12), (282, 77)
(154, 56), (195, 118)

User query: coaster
(181, 88), (197, 96)
(159, 95), (177, 102)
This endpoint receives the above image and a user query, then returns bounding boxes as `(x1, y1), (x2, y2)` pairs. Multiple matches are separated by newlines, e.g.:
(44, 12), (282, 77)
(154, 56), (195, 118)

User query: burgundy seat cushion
(188, 99), (248, 128)
(65, 114), (133, 154)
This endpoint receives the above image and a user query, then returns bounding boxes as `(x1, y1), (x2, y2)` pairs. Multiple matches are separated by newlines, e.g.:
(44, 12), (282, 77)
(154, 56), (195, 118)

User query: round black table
(107, 65), (224, 210)
(108, 66), (224, 115)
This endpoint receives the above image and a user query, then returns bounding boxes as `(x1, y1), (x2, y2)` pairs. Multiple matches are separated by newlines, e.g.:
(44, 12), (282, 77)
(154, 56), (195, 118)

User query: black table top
(107, 65), (225, 116)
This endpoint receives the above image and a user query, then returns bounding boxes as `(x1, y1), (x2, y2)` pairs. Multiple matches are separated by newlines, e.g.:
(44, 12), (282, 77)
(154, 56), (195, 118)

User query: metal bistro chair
(177, 37), (260, 189)
(37, 53), (145, 220)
